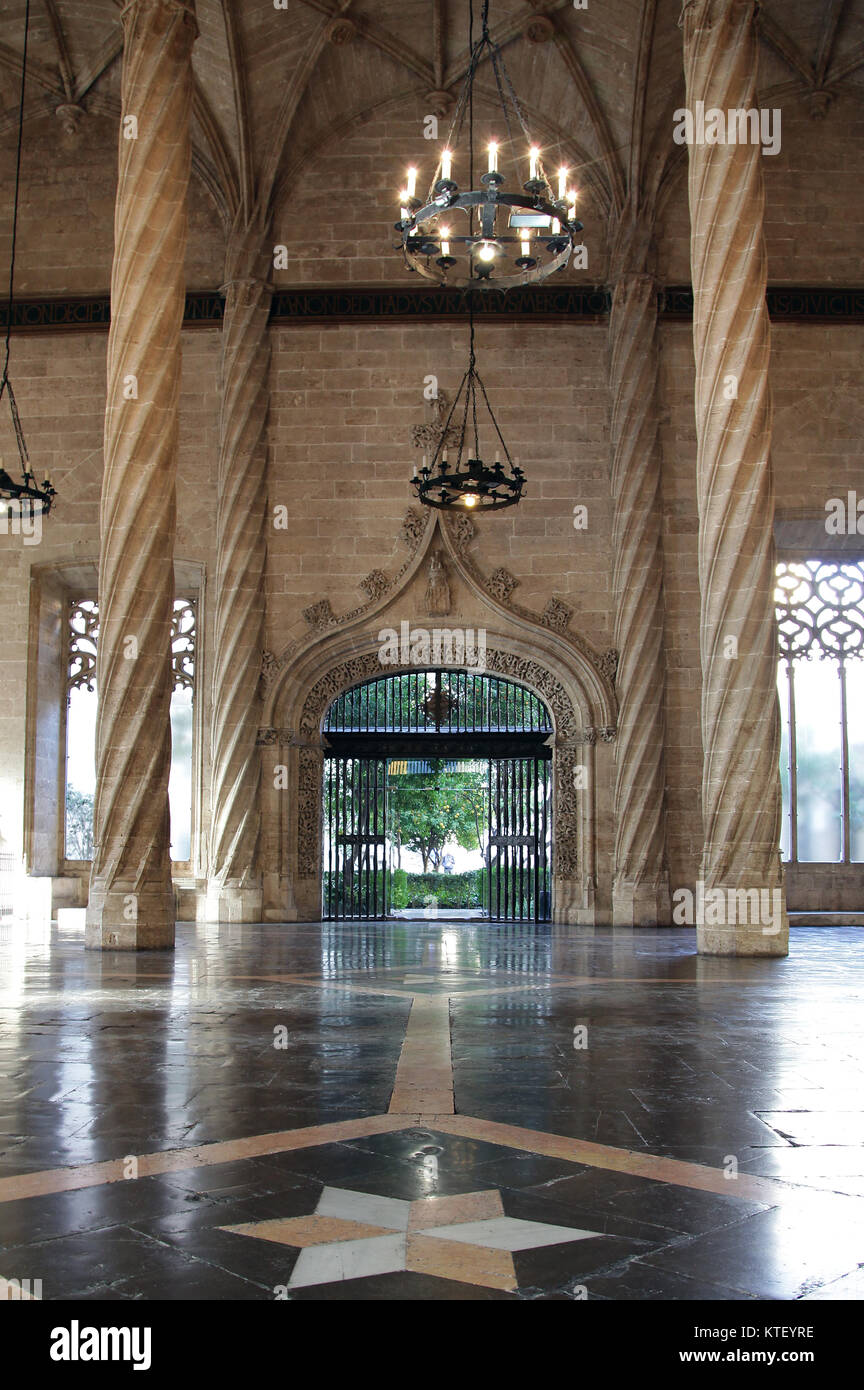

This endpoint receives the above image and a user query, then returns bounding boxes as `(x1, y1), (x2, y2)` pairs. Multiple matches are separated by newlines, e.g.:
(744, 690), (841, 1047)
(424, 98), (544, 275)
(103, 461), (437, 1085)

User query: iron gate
(488, 758), (551, 922)
(322, 671), (553, 922)
(323, 757), (388, 920)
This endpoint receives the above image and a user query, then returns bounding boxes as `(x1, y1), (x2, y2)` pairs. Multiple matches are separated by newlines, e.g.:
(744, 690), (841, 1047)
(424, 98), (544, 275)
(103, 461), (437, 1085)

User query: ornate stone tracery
(67, 600), (100, 694)
(775, 560), (864, 662)
(170, 599), (196, 692)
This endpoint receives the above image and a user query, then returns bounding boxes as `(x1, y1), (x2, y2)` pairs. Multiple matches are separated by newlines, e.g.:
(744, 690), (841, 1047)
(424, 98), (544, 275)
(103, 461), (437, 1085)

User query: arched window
(63, 597), (198, 863)
(775, 561), (864, 863)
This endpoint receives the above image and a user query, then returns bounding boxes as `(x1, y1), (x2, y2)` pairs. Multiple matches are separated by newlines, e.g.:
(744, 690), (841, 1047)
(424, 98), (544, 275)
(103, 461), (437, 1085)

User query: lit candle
(488, 142), (498, 173)
(529, 146), (540, 179)
(440, 226), (450, 255)
(406, 167), (417, 198)
(441, 149), (452, 180)
(520, 235), (530, 258)
(558, 167), (568, 200)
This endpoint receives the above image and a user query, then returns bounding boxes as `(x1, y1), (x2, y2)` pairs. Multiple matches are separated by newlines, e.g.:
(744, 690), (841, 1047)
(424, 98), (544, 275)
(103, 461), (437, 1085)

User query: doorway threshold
(389, 909), (487, 920)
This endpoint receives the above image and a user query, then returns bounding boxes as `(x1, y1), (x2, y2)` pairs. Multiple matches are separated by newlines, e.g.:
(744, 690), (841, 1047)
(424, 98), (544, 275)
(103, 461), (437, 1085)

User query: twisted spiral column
(609, 272), (670, 925)
(205, 266), (271, 920)
(681, 0), (787, 955)
(86, 0), (197, 950)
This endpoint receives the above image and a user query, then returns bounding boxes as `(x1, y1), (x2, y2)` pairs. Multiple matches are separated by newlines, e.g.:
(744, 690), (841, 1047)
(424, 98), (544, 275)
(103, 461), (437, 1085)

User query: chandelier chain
(1, 0), (30, 473)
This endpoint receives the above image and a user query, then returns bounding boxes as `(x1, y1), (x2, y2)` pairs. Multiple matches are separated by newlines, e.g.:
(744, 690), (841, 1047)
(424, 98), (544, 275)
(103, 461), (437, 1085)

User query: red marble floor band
(434, 1116), (781, 1202)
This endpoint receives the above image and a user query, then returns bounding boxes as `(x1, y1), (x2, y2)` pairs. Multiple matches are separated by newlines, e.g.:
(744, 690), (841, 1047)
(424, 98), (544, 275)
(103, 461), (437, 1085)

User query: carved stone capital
(219, 275), (275, 307)
(256, 727), (293, 747)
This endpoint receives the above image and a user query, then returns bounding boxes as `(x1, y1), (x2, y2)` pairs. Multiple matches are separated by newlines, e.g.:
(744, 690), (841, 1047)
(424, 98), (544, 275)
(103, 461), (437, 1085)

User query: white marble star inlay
(222, 1185), (607, 1292)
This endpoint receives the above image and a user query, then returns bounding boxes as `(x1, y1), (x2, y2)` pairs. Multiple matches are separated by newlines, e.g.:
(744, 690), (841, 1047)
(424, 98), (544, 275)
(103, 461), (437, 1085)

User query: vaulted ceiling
(1, 0), (863, 238)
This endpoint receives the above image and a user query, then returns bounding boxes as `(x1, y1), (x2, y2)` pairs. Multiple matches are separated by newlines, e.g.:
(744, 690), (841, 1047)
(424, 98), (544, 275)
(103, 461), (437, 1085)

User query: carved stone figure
(424, 550), (451, 616)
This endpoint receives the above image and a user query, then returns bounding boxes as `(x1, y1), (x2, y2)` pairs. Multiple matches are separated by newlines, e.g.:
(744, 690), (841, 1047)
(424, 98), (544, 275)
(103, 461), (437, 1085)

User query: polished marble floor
(1, 919), (863, 1300)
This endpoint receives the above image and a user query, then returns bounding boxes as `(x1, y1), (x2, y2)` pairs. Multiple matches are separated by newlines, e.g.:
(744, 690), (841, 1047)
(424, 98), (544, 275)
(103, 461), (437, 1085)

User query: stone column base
(202, 884), (263, 923)
(697, 918), (789, 957)
(85, 883), (175, 950)
(696, 876), (789, 956)
(262, 872), (298, 923)
(553, 875), (596, 926)
(612, 876), (671, 927)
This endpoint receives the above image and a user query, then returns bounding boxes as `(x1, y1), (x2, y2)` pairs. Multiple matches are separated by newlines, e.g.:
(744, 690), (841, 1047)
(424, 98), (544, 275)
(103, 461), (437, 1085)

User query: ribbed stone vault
(0, 0), (862, 244)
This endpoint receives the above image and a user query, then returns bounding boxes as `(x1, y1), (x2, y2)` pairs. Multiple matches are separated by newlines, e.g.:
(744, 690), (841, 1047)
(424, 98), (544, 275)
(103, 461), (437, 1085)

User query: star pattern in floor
(223, 1184), (607, 1291)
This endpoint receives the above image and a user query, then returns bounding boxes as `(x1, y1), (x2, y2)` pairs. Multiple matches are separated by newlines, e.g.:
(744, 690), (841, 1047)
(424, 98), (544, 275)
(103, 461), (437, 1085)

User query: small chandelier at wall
(411, 317), (525, 512)
(0, 458), (56, 518)
(395, 0), (583, 289)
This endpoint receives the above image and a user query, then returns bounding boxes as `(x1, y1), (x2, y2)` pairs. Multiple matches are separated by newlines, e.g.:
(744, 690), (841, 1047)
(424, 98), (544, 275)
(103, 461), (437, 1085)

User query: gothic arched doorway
(321, 669), (554, 922)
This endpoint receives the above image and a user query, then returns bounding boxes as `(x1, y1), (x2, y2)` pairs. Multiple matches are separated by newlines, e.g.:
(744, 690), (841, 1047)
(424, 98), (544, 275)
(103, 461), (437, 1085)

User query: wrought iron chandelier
(411, 307), (525, 512)
(0, 0), (56, 521)
(395, 0), (583, 289)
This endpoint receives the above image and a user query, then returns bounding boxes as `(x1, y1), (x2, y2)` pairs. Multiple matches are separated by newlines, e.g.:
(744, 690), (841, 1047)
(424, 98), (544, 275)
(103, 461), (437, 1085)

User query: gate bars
(321, 671), (554, 923)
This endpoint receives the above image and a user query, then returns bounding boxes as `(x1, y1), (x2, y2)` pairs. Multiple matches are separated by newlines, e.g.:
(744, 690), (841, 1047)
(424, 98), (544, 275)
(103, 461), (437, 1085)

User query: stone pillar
(86, 0), (197, 950)
(608, 270), (671, 925)
(681, 0), (787, 955)
(205, 240), (271, 922)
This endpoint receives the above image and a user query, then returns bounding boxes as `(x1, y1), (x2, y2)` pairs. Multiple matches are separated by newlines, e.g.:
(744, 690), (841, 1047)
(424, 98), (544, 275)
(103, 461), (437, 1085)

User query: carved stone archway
(255, 509), (618, 924)
(262, 643), (613, 925)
